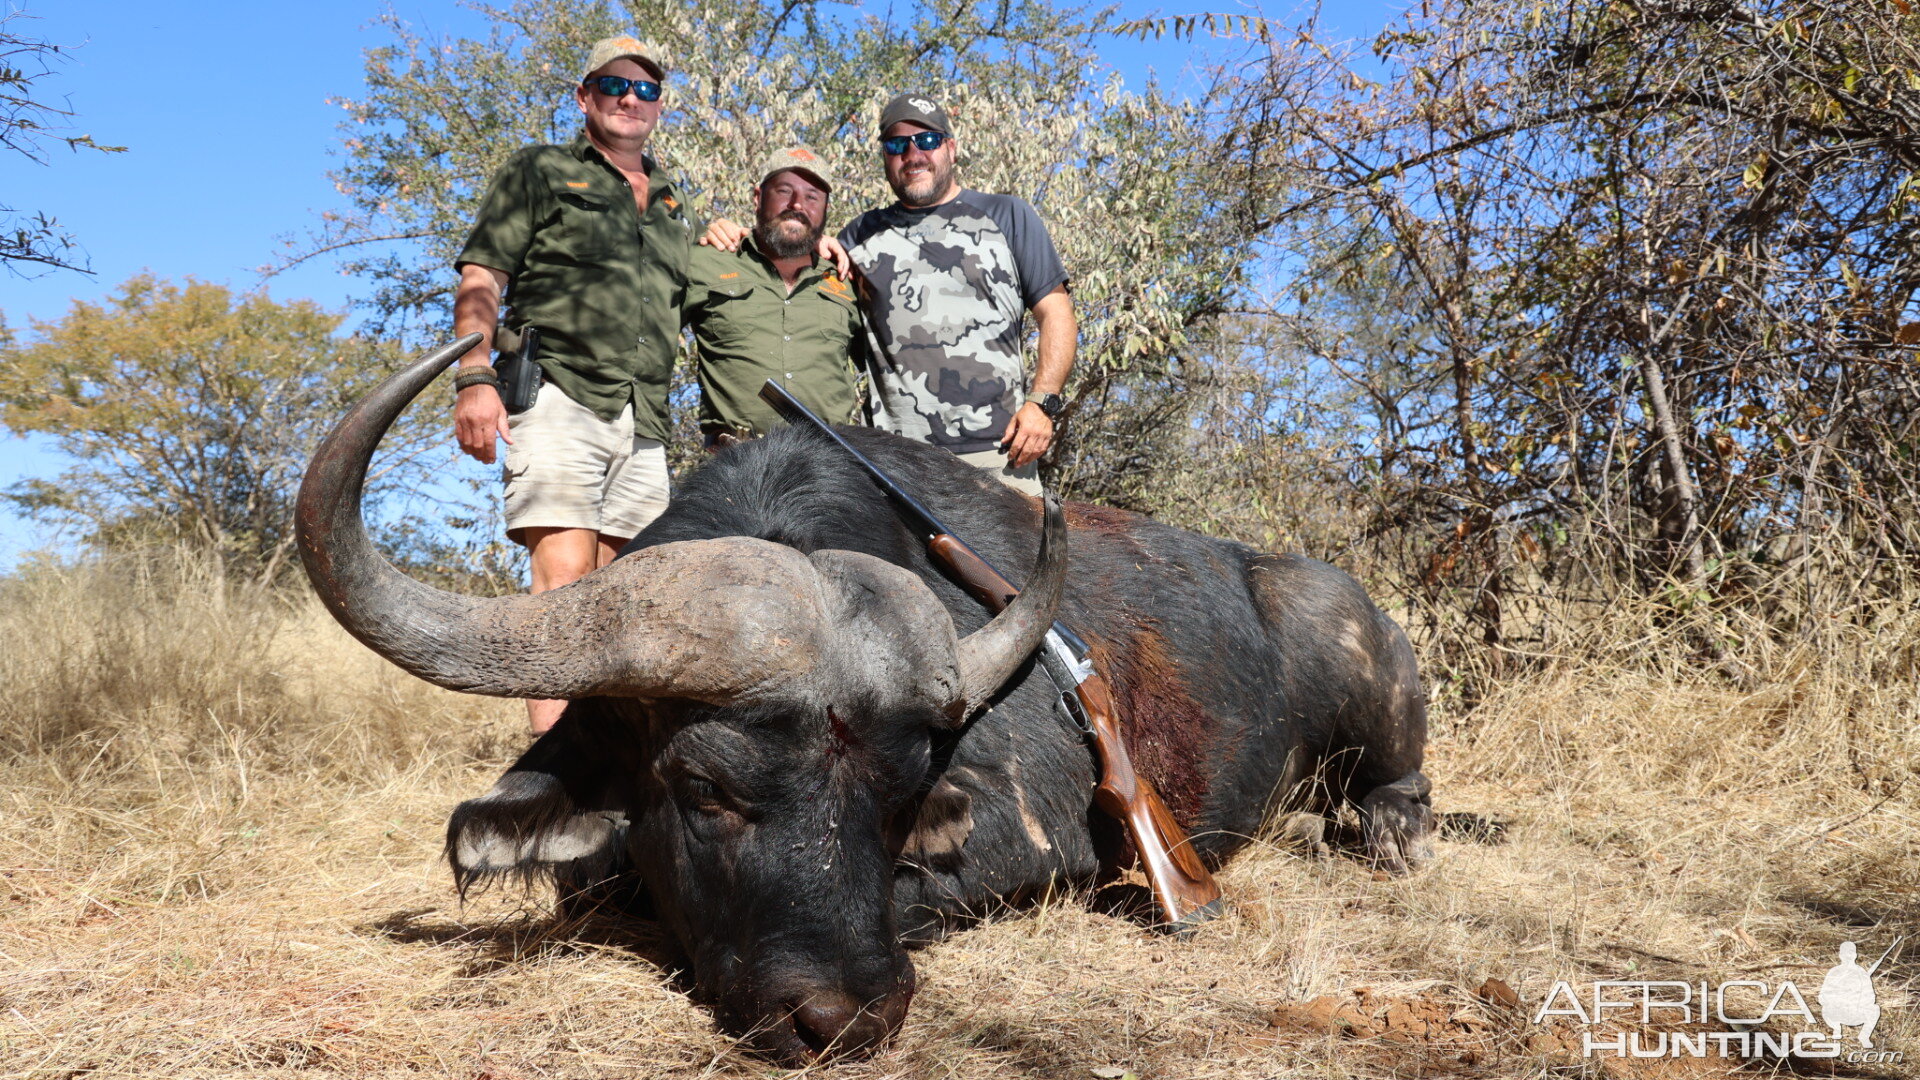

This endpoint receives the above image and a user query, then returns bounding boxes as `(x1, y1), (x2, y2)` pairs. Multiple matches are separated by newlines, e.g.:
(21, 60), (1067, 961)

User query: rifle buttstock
(928, 533), (1225, 934)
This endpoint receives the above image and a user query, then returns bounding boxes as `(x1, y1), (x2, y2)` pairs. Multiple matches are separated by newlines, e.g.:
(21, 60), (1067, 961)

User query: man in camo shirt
(836, 93), (1076, 496)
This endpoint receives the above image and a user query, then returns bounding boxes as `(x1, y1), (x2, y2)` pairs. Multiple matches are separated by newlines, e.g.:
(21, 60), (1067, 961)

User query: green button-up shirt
(685, 240), (866, 436)
(456, 133), (700, 442)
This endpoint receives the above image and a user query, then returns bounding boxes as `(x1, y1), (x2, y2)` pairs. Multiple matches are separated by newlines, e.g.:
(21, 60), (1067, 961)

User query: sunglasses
(879, 131), (951, 155)
(584, 75), (662, 102)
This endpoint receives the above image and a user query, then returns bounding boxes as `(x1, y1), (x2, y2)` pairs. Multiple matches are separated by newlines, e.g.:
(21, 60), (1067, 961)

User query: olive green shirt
(685, 240), (865, 436)
(456, 133), (700, 442)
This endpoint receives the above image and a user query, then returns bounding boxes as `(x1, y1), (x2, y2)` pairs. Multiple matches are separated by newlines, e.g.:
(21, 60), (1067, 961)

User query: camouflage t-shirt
(838, 190), (1069, 454)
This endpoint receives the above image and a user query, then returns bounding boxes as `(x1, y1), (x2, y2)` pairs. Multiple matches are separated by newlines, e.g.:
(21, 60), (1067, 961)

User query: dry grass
(1, 550), (1914, 1079)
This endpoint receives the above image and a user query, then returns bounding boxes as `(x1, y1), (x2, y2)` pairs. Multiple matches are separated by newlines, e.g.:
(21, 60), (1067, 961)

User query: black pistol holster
(494, 324), (543, 414)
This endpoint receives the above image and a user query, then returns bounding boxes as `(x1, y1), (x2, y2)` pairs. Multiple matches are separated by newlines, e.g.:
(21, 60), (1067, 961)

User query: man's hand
(817, 235), (851, 279)
(455, 383), (513, 464)
(451, 262), (513, 463)
(999, 402), (1054, 469)
(700, 218), (749, 251)
(703, 218), (853, 278)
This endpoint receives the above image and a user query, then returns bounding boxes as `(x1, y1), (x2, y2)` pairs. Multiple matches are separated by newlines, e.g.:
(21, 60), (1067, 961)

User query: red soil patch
(1265, 985), (1747, 1079)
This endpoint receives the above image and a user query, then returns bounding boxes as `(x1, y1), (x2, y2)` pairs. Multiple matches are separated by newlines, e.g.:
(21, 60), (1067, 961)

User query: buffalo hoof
(1360, 770), (1435, 875)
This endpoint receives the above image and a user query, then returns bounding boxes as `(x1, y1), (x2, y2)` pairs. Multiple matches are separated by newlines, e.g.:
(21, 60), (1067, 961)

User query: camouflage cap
(758, 146), (834, 194)
(583, 36), (666, 81)
(878, 92), (952, 135)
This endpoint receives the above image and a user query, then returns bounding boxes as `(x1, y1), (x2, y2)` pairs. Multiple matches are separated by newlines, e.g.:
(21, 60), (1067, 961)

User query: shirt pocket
(552, 186), (622, 261)
(699, 284), (759, 352)
(811, 287), (861, 355)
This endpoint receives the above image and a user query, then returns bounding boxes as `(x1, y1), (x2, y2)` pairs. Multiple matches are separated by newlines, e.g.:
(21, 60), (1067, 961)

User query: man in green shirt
(685, 147), (864, 448)
(449, 35), (698, 733)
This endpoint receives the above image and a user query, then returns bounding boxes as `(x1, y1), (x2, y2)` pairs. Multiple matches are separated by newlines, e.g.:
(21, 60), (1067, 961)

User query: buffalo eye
(677, 772), (738, 818)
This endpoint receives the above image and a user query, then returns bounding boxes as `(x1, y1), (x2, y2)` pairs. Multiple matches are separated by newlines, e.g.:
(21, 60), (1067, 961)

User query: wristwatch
(1025, 391), (1065, 419)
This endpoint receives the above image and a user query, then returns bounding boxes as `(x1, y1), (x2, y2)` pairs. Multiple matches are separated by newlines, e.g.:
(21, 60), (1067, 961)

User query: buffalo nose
(791, 991), (893, 1057)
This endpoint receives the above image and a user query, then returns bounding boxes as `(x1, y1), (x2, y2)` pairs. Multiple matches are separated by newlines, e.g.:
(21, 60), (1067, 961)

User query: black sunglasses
(879, 131), (951, 155)
(585, 75), (662, 102)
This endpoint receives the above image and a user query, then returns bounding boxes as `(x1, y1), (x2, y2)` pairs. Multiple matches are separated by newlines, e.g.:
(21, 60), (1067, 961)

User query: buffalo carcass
(296, 340), (1433, 1063)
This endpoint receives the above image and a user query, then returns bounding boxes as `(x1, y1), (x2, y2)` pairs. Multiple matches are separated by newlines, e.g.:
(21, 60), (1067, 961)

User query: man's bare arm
(1029, 285), (1075, 394)
(452, 263), (514, 464)
(699, 217), (851, 277)
(1000, 284), (1075, 468)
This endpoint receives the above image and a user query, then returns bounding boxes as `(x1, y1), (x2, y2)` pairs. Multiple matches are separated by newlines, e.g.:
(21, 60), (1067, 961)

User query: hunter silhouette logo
(1532, 936), (1905, 1065)
(1819, 940), (1888, 1048)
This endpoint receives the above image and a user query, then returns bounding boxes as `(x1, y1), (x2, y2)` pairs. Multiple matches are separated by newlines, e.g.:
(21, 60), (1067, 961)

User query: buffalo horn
(295, 337), (827, 704)
(948, 495), (1070, 718)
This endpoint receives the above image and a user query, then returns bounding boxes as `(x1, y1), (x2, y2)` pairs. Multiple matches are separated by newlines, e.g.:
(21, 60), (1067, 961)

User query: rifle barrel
(758, 379), (1090, 659)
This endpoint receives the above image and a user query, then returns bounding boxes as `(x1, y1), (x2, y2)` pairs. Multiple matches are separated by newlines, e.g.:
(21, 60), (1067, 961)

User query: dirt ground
(1, 560), (1914, 1078)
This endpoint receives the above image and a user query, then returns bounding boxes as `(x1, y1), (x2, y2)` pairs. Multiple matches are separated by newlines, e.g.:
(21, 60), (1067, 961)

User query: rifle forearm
(927, 533), (1019, 613)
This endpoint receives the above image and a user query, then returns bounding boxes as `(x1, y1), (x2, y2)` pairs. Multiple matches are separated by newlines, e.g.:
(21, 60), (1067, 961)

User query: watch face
(1040, 394), (1065, 418)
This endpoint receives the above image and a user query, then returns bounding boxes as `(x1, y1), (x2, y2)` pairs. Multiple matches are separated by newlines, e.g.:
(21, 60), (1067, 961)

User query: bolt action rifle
(759, 379), (1224, 934)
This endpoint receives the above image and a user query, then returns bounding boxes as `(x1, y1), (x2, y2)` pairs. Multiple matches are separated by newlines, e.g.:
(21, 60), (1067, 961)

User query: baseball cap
(759, 146), (834, 194)
(878, 92), (952, 135)
(584, 36), (667, 81)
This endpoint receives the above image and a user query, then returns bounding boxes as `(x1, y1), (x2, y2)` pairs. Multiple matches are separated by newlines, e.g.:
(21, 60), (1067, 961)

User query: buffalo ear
(900, 775), (974, 872)
(446, 770), (628, 895)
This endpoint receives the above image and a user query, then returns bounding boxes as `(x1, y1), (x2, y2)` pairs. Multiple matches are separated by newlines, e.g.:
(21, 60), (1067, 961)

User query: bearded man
(836, 93), (1074, 496)
(698, 95), (1073, 495)
(685, 147), (865, 447)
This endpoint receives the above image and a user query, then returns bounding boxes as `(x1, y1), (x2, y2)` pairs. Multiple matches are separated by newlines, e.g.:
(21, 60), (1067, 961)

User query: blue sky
(0, 0), (1396, 567)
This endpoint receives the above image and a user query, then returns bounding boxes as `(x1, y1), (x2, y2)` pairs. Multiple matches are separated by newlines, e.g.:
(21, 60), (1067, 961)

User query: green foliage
(1114, 13), (1277, 43)
(0, 276), (434, 578)
(303, 0), (1259, 491)
(1227, 0), (1920, 691)
(1, 7), (127, 274)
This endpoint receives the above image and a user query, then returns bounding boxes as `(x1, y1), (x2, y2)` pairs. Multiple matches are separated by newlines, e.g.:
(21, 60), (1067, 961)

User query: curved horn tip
(948, 491), (1071, 719)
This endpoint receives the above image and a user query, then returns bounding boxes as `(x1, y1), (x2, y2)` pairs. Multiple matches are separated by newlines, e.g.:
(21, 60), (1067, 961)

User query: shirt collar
(889, 187), (967, 218)
(745, 230), (822, 281)
(570, 131), (658, 178)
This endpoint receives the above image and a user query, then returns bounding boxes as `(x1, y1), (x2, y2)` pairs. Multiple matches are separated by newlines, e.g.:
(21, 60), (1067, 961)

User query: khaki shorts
(956, 448), (1044, 497)
(501, 387), (669, 543)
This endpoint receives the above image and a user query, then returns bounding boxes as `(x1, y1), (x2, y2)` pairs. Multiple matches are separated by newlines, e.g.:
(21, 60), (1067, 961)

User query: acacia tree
(295, 0), (1260, 494)
(1, 7), (124, 274)
(1165, 0), (1920, 686)
(0, 276), (434, 579)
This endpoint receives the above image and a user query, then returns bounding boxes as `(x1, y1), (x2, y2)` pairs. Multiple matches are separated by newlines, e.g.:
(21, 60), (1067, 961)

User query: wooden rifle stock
(754, 377), (1223, 932)
(927, 535), (1224, 933)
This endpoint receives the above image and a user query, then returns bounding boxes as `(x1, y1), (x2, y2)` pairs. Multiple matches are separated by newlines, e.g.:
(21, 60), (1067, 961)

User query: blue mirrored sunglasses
(879, 131), (951, 155)
(585, 75), (662, 102)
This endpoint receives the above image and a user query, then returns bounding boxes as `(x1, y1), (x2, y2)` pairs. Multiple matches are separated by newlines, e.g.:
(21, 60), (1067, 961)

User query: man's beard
(756, 212), (822, 259)
(892, 154), (954, 207)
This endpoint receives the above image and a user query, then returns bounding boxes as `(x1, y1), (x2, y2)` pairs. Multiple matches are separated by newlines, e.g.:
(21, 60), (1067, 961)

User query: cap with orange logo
(758, 146), (834, 194)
